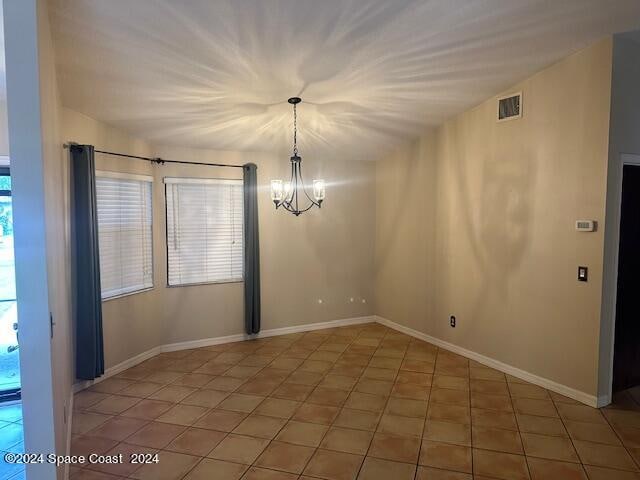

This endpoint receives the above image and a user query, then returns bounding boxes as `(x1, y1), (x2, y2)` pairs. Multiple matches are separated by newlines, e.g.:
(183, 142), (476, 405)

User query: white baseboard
(74, 315), (375, 393)
(375, 315), (599, 408)
(161, 316), (375, 353)
(73, 346), (162, 393)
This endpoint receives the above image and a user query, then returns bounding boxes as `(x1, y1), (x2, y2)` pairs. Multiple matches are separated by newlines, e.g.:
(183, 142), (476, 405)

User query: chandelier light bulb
(270, 179), (284, 203)
(313, 179), (325, 202)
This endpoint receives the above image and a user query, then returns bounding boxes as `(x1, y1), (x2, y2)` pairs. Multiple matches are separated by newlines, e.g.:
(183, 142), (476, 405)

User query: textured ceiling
(50, 0), (640, 161)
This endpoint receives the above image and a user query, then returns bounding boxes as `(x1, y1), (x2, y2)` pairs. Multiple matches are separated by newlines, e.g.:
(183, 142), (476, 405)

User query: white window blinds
(96, 172), (154, 299)
(165, 177), (244, 286)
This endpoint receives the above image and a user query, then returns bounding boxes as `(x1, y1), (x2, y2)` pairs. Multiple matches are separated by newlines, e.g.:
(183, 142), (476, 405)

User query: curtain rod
(63, 142), (245, 169)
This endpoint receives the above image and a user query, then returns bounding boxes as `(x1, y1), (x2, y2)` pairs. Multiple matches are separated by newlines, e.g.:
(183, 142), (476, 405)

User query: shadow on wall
(479, 156), (535, 275)
(446, 124), (536, 321)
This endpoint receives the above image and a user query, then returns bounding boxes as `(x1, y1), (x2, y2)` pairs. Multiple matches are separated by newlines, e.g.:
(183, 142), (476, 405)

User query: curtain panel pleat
(71, 144), (105, 380)
(243, 163), (261, 334)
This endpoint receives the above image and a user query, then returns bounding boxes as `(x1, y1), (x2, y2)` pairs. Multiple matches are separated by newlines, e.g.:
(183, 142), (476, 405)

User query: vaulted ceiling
(50, 0), (640, 161)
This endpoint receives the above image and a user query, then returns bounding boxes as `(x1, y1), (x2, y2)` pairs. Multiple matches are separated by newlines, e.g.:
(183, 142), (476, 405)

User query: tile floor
(68, 323), (640, 480)
(0, 402), (24, 480)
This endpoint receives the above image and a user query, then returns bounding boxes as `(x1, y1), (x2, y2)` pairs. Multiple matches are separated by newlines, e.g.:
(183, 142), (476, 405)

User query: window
(165, 177), (243, 286)
(96, 171), (153, 299)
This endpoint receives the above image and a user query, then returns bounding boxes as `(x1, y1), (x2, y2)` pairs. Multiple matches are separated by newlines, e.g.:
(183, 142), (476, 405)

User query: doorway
(613, 163), (640, 392)
(0, 166), (19, 402)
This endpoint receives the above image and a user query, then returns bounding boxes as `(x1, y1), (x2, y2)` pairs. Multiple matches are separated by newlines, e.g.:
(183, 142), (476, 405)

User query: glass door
(0, 168), (19, 401)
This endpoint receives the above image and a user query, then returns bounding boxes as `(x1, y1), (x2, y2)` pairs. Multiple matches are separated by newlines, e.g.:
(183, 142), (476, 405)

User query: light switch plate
(578, 266), (588, 282)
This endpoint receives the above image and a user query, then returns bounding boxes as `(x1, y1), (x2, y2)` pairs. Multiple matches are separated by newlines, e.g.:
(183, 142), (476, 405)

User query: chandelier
(270, 97), (325, 216)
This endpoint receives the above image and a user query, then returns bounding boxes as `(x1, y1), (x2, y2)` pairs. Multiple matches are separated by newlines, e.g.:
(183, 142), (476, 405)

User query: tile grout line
(352, 326), (411, 480)
(598, 402), (640, 473)
(236, 327), (362, 477)
(507, 375), (536, 480)
(415, 344), (439, 480)
(547, 390), (592, 478)
(310, 325), (397, 480)
(288, 326), (371, 478)
(231, 331), (334, 478)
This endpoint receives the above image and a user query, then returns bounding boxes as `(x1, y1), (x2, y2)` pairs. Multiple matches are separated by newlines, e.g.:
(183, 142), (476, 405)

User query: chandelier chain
(293, 102), (298, 156)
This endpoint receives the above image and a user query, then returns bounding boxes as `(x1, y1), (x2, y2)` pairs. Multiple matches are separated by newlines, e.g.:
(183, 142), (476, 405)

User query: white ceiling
(50, 0), (640, 161)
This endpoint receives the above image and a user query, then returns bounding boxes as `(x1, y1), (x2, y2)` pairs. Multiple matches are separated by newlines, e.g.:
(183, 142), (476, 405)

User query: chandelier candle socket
(270, 97), (325, 216)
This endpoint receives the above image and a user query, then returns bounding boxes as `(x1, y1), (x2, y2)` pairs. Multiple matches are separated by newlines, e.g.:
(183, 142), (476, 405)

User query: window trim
(164, 176), (241, 186)
(165, 279), (243, 289)
(163, 176), (244, 288)
(96, 170), (153, 183)
(96, 170), (155, 300)
(101, 286), (155, 302)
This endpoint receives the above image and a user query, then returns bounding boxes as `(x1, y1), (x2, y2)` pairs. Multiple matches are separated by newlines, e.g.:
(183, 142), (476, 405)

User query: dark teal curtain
(71, 144), (104, 380)
(243, 163), (261, 334)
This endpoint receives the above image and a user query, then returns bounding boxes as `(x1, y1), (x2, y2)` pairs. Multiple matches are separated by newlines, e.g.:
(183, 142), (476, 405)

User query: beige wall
(63, 109), (376, 369)
(375, 38), (613, 398)
(599, 33), (640, 399)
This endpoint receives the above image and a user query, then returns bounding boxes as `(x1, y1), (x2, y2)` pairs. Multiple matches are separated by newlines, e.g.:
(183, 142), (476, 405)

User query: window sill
(166, 279), (244, 288)
(102, 286), (154, 302)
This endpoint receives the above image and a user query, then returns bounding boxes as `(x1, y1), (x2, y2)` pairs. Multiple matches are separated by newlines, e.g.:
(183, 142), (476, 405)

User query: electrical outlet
(450, 316), (456, 328)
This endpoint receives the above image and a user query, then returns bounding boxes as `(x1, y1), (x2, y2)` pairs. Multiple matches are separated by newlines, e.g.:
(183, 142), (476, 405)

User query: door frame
(604, 153), (640, 404)
(3, 1), (58, 478)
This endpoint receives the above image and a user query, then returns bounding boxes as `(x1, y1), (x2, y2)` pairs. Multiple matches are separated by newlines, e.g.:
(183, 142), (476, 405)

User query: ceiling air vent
(497, 92), (522, 122)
